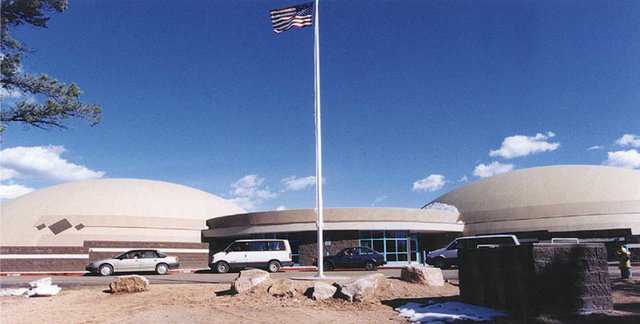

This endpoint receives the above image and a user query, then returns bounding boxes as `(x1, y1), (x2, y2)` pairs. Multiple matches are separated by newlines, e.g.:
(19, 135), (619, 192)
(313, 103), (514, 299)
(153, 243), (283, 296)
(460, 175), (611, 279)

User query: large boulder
(336, 273), (385, 303)
(400, 265), (444, 286)
(232, 269), (272, 294)
(311, 281), (337, 300)
(268, 278), (296, 297)
(108, 275), (149, 293)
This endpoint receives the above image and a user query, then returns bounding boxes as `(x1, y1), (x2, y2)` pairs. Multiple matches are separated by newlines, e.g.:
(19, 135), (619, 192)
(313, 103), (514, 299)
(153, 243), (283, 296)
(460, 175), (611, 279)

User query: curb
(0, 268), (204, 277)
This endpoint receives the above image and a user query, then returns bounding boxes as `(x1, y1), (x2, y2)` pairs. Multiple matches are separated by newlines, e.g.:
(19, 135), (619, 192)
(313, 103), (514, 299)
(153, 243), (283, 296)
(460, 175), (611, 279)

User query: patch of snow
(29, 277), (52, 288)
(0, 288), (29, 297)
(1, 277), (61, 298)
(396, 301), (507, 323)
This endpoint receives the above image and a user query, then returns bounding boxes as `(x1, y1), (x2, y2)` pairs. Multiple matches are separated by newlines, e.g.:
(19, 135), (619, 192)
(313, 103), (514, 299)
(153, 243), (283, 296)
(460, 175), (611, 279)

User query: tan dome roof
(1, 179), (245, 246)
(434, 165), (640, 235)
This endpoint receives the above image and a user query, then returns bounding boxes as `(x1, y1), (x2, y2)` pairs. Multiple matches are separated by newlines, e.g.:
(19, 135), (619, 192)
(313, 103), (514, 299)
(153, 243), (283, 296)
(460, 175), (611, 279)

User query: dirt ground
(1, 278), (638, 324)
(0, 277), (458, 324)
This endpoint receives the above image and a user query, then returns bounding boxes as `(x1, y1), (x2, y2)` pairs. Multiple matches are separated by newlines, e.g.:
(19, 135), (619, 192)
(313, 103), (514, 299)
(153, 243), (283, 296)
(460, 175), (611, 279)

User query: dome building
(0, 179), (244, 272)
(430, 165), (640, 257)
(202, 207), (463, 266)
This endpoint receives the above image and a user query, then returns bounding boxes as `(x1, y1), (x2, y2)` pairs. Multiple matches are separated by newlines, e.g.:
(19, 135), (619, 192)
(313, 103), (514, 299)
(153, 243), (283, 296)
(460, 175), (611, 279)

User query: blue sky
(1, 0), (639, 210)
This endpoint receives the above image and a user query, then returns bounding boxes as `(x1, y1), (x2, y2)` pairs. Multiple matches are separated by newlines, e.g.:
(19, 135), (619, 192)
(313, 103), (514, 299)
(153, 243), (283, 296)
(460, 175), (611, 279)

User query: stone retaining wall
(459, 243), (612, 317)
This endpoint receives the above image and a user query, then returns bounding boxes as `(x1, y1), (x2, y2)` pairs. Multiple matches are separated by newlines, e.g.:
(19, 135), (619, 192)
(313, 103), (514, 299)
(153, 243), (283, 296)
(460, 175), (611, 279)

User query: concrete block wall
(459, 243), (612, 317)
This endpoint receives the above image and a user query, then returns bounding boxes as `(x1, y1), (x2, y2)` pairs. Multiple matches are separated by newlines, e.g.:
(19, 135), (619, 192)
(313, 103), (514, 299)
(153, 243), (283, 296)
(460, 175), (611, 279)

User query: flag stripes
(269, 3), (313, 34)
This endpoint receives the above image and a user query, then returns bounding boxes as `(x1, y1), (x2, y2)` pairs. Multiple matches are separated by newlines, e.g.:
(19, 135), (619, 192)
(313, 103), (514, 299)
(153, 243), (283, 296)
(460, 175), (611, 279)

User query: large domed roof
(2, 178), (244, 220)
(433, 165), (640, 235)
(0, 179), (244, 246)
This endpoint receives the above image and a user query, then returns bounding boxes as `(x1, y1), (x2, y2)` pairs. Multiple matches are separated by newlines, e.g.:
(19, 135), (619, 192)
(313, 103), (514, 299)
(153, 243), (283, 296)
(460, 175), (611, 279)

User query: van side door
(226, 242), (249, 266)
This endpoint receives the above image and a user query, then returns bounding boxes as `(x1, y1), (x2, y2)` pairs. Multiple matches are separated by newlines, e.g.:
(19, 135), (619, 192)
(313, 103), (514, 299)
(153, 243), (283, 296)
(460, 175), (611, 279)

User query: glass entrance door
(359, 231), (420, 265)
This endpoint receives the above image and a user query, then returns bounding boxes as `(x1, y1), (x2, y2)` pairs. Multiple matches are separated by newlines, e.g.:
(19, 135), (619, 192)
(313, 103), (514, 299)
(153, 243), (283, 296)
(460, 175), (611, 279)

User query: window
(447, 241), (458, 250)
(124, 251), (142, 259)
(359, 230), (418, 263)
(227, 242), (249, 252)
(142, 251), (158, 258)
(357, 247), (374, 255)
(267, 241), (285, 251)
(248, 241), (267, 251)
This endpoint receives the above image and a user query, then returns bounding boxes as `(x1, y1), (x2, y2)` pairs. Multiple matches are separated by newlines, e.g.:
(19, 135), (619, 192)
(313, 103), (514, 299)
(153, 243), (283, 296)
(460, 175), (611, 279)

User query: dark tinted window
(447, 241), (458, 250)
(124, 251), (143, 259)
(357, 247), (374, 255)
(228, 242), (249, 252)
(267, 241), (285, 251)
(142, 251), (158, 258)
(248, 241), (267, 251)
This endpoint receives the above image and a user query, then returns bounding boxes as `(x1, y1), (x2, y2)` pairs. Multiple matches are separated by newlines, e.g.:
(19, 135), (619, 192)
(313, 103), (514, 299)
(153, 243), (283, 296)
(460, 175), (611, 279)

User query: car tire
(433, 257), (448, 269)
(215, 261), (230, 274)
(156, 263), (169, 275)
(365, 261), (376, 271)
(323, 261), (334, 271)
(98, 264), (113, 276)
(267, 260), (281, 273)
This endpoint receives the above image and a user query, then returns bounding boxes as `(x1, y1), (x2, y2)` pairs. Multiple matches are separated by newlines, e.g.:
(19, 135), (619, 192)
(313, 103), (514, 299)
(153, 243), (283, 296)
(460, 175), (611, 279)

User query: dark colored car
(323, 247), (386, 271)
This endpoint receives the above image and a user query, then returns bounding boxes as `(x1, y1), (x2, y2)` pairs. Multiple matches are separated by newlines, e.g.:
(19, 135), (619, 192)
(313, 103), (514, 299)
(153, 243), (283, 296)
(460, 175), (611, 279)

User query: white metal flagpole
(313, 0), (324, 278)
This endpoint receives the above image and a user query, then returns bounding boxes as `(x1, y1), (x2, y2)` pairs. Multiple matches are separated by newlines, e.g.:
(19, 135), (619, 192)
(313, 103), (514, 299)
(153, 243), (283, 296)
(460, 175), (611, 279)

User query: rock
(311, 281), (336, 300)
(108, 275), (149, 293)
(268, 278), (296, 297)
(29, 277), (52, 288)
(337, 273), (385, 303)
(231, 269), (272, 294)
(400, 265), (444, 286)
(0, 288), (28, 297)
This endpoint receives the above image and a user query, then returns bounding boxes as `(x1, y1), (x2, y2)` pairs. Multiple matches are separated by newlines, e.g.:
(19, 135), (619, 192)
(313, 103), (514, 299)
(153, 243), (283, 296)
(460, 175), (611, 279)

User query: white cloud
(423, 202), (460, 214)
(371, 195), (388, 207)
(587, 145), (603, 151)
(616, 134), (640, 148)
(281, 175), (316, 191)
(0, 146), (105, 182)
(605, 149), (640, 169)
(229, 174), (277, 210)
(0, 87), (22, 99)
(489, 132), (560, 159)
(0, 183), (34, 200)
(412, 174), (446, 192)
(473, 161), (514, 178)
(275, 205), (286, 211)
(0, 168), (20, 181)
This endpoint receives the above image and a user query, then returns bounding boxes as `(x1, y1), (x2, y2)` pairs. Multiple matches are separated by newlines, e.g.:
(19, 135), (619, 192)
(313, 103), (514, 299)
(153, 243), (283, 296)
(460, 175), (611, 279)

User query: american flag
(270, 3), (313, 34)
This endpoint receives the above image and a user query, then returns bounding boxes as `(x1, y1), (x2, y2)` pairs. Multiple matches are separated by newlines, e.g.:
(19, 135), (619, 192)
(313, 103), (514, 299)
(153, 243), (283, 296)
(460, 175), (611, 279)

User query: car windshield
(114, 251), (130, 259)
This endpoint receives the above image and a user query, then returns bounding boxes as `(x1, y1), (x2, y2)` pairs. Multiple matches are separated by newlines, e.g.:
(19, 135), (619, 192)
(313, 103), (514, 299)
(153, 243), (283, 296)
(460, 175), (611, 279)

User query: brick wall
(459, 243), (612, 317)
(0, 241), (210, 272)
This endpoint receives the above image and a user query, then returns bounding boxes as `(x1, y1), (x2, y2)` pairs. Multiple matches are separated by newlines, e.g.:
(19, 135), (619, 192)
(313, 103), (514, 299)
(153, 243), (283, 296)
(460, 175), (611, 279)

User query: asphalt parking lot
(1, 266), (635, 289)
(0, 268), (457, 289)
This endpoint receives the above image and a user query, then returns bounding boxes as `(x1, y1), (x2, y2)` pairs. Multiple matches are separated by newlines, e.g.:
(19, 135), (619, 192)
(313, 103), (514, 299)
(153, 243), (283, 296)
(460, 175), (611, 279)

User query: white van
(426, 234), (520, 269)
(210, 239), (293, 273)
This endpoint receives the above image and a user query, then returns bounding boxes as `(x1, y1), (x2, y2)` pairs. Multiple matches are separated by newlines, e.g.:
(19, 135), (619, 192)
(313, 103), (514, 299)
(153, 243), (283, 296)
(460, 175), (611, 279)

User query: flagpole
(313, 0), (325, 278)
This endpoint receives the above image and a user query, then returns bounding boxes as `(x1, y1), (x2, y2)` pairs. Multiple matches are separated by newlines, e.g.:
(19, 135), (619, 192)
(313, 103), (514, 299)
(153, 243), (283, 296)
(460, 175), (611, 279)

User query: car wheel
(365, 262), (376, 271)
(433, 257), (448, 269)
(267, 260), (281, 273)
(216, 261), (230, 274)
(156, 263), (169, 275)
(98, 264), (113, 276)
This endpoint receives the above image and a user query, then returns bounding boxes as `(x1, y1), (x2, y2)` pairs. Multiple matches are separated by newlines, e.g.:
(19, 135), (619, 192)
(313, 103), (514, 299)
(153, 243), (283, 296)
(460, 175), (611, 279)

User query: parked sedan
(322, 247), (386, 271)
(86, 249), (180, 276)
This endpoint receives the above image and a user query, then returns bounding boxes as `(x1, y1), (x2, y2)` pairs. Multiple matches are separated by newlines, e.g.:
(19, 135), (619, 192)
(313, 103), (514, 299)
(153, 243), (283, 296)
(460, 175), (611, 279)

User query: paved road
(1, 266), (634, 289)
(0, 269), (457, 289)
